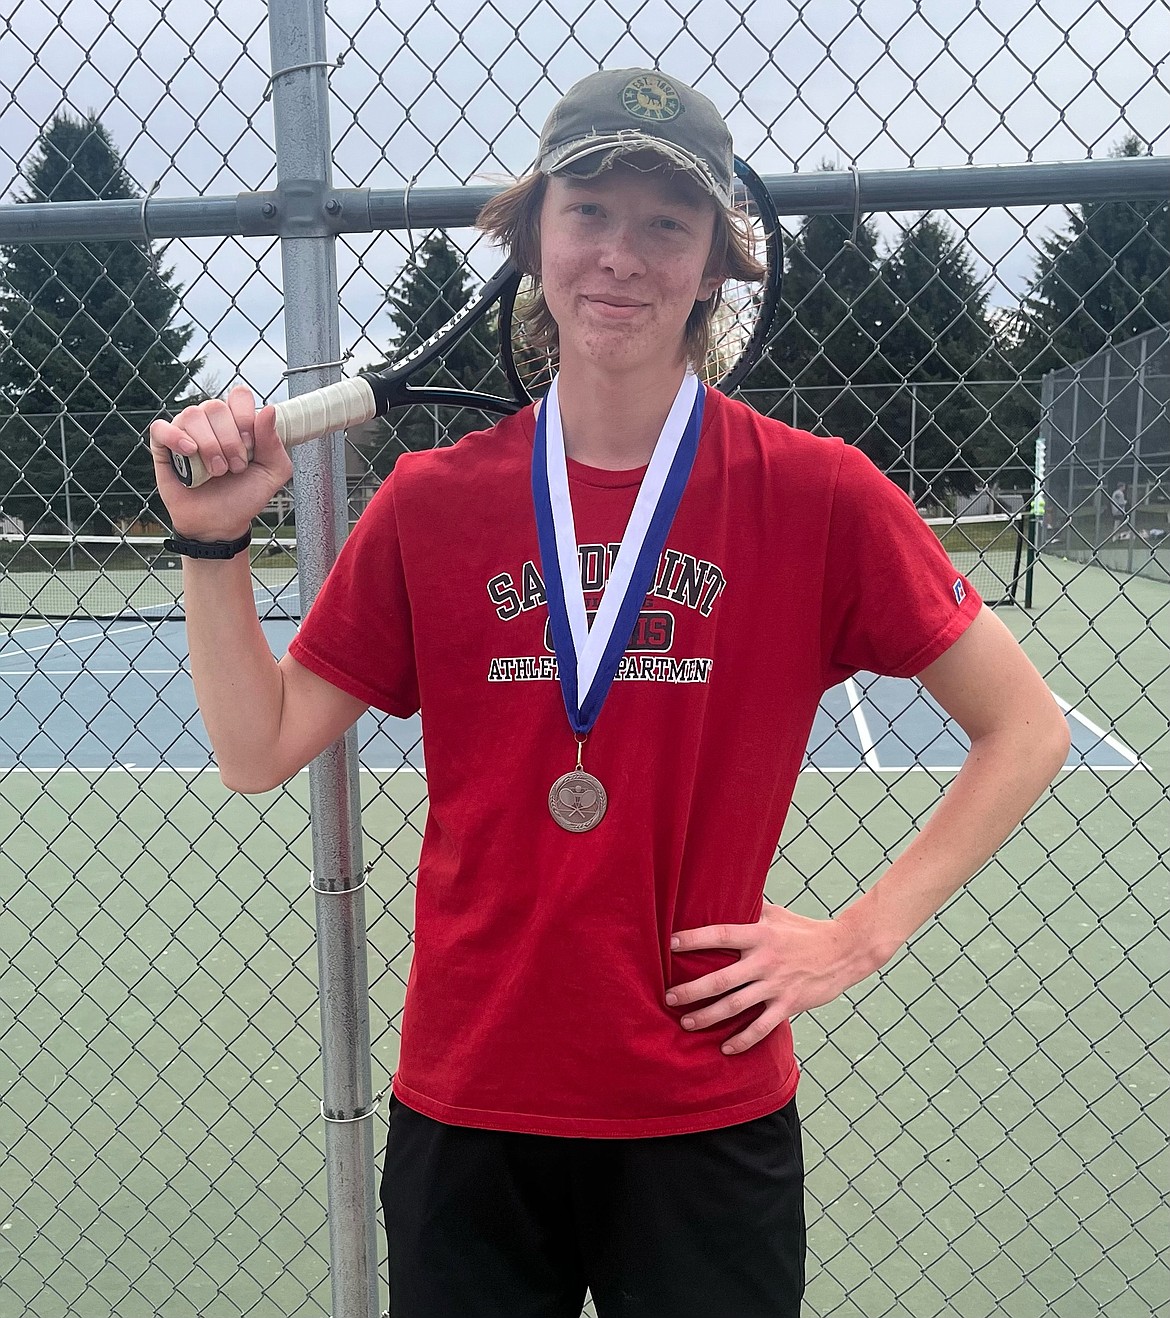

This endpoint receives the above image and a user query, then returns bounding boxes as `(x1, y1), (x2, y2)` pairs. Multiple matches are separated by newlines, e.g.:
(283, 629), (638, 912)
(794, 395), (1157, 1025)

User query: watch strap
(163, 527), (253, 559)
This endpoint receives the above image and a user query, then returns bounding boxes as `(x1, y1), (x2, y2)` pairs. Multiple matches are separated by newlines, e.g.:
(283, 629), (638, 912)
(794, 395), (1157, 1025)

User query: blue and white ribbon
(532, 372), (706, 734)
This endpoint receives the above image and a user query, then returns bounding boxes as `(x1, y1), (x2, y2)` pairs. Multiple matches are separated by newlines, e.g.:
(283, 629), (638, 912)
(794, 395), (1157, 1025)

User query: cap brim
(538, 134), (732, 207)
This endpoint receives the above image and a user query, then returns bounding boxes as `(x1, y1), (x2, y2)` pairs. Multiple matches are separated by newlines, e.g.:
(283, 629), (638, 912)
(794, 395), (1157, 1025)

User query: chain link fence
(1, 3), (1167, 1317)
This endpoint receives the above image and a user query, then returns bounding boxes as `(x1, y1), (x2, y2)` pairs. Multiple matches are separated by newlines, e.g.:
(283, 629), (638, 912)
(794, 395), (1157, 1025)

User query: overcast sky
(1, 0), (1167, 394)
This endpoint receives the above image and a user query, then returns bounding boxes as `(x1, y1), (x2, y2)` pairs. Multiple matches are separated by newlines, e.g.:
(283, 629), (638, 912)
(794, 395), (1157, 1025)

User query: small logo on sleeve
(953, 578), (966, 605)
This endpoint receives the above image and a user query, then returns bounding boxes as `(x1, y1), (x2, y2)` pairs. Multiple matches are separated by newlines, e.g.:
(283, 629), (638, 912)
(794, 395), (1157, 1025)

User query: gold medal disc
(549, 768), (608, 833)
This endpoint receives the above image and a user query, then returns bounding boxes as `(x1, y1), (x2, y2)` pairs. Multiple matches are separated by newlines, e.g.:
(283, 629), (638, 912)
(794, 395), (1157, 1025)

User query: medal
(532, 372), (706, 831)
(549, 738), (608, 833)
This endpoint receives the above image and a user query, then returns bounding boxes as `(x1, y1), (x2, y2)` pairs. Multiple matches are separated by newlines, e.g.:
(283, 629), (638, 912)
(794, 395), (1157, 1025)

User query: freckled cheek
(671, 258), (711, 302)
(542, 256), (594, 317)
(540, 271), (574, 323)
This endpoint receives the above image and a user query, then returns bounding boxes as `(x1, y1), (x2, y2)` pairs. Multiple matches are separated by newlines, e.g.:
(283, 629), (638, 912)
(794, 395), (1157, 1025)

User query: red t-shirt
(288, 388), (981, 1138)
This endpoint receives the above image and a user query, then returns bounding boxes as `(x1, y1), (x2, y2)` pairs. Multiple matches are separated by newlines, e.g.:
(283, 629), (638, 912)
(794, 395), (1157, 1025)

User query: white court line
(0, 620), (163, 661)
(1, 670), (1144, 774)
(0, 668), (187, 676)
(0, 763), (1143, 777)
(1050, 693), (1144, 767)
(843, 676), (882, 771)
(0, 582), (299, 660)
(800, 762), (1144, 775)
(0, 764), (421, 769)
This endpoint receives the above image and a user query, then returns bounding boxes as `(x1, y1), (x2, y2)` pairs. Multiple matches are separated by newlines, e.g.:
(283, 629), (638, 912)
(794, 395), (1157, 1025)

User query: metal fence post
(1068, 374), (1080, 546)
(1094, 351), (1112, 547)
(1128, 333), (1150, 575)
(58, 413), (75, 568)
(266, 2), (380, 1316)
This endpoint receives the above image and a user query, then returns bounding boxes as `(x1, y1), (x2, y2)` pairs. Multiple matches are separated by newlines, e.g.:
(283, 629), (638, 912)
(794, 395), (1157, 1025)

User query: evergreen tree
(1014, 134), (1169, 376)
(745, 188), (1038, 500)
(745, 168), (898, 464)
(361, 232), (502, 478)
(0, 112), (202, 529)
(994, 134), (1169, 503)
(878, 213), (1016, 496)
(779, 211), (896, 457)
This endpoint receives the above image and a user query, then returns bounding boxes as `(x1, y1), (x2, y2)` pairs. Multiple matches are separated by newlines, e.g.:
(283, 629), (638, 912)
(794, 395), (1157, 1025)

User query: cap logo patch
(621, 73), (682, 123)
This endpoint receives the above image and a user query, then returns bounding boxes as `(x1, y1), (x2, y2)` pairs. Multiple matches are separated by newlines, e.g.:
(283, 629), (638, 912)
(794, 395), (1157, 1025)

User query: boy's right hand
(149, 385), (294, 541)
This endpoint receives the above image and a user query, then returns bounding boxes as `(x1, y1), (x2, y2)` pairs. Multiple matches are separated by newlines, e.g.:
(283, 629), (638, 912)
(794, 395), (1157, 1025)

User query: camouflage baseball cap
(536, 68), (734, 208)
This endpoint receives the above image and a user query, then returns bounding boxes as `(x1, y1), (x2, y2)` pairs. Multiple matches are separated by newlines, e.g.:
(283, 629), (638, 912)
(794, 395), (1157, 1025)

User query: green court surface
(2, 554), (1166, 1317)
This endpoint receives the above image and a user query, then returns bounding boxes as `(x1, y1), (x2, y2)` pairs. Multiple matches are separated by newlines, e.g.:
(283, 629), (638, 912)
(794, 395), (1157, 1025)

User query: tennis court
(0, 605), (1140, 777)
(0, 512), (1081, 776)
(3, 549), (1165, 1318)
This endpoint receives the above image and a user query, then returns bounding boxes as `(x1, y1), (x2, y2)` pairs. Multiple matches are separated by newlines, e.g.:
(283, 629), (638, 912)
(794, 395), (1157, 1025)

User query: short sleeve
(288, 472), (421, 717)
(821, 443), (983, 686)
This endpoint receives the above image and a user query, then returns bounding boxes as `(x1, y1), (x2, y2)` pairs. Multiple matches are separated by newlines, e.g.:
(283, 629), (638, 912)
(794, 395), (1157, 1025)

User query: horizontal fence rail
(4, 157), (1169, 242)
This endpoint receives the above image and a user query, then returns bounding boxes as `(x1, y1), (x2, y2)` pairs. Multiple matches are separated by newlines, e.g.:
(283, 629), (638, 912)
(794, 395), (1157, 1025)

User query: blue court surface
(0, 616), (1142, 774)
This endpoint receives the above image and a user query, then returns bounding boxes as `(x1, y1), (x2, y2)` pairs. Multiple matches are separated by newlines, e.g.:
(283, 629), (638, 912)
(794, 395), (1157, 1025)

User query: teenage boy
(150, 67), (1069, 1318)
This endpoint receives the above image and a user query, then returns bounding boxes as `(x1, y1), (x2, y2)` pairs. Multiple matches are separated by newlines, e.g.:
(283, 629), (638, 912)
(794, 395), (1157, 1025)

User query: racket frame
(170, 157), (781, 488)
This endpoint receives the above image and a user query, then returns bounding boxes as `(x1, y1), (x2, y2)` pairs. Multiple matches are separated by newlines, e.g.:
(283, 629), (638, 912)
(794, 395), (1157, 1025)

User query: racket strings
(508, 275), (558, 397)
(703, 280), (760, 387)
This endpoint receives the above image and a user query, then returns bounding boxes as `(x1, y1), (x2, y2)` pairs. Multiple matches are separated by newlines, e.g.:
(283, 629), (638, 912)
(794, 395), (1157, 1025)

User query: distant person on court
(1110, 482), (1128, 538)
(150, 67), (1070, 1318)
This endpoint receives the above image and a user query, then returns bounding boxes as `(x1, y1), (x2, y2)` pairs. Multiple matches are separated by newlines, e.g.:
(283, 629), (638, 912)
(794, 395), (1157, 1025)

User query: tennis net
(0, 534), (301, 621)
(923, 511), (1034, 607)
(1, 513), (1034, 622)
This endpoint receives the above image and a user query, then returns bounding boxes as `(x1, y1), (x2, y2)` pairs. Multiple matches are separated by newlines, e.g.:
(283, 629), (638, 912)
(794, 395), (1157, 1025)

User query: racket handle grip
(275, 377), (378, 446)
(169, 377), (379, 488)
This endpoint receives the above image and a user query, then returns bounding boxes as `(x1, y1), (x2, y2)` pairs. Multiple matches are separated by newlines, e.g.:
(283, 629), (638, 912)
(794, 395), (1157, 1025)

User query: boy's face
(537, 158), (723, 379)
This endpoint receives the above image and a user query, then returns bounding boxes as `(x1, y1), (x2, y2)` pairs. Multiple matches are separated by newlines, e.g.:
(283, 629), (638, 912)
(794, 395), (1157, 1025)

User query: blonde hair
(476, 167), (766, 373)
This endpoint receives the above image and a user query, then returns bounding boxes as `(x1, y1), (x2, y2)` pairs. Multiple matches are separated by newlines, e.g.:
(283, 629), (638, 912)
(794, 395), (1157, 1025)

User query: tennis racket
(170, 157), (783, 488)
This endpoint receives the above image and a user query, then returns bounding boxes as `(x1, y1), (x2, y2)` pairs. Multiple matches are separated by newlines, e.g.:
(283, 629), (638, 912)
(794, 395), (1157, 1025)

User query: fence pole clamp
(282, 350), (353, 379)
(847, 163), (863, 250)
(236, 184), (370, 236)
(310, 862), (373, 896)
(320, 1089), (386, 1125)
(263, 56), (342, 100)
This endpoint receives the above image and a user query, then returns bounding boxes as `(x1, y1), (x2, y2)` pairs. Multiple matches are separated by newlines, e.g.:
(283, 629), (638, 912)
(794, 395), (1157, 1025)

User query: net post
(58, 414), (75, 571)
(266, 2), (380, 1317)
(1029, 373), (1051, 609)
(1022, 506), (1032, 608)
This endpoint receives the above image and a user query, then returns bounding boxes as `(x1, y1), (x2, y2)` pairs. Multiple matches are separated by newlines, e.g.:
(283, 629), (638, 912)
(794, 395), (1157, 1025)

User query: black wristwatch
(163, 527), (253, 559)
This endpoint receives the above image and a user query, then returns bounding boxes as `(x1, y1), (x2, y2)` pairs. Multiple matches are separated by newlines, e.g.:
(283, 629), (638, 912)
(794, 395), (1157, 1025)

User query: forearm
(182, 552), (287, 791)
(836, 721), (1068, 973)
(670, 614), (1071, 1049)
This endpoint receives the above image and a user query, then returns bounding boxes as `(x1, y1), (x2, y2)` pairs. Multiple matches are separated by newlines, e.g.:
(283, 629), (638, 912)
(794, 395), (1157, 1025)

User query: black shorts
(381, 1092), (806, 1318)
